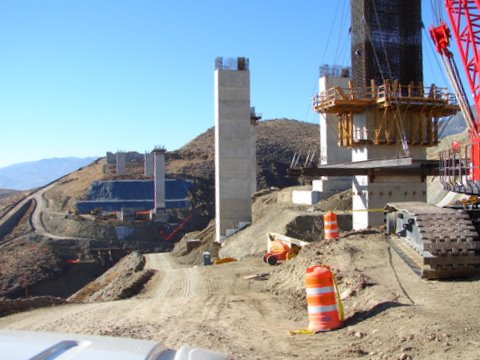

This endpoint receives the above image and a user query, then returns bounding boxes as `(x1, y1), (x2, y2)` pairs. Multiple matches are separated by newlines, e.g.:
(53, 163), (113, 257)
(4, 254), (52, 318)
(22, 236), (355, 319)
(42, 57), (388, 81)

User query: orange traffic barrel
(305, 265), (343, 332)
(324, 211), (339, 240)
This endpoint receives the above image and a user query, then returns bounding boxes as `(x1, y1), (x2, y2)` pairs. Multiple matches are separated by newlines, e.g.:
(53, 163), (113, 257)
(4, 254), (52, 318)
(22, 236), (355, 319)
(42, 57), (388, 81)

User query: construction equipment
(385, 0), (480, 279)
(263, 233), (309, 266)
(160, 215), (192, 242)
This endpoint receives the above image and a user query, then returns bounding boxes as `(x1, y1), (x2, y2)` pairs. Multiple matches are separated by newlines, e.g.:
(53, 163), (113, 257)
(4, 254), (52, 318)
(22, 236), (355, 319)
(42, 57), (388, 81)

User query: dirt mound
(68, 251), (154, 303)
(315, 189), (352, 211)
(266, 230), (398, 322)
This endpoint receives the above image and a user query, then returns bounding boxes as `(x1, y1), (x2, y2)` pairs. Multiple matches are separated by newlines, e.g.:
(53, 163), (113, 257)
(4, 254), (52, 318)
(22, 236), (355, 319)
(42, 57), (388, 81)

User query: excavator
(385, 0), (480, 279)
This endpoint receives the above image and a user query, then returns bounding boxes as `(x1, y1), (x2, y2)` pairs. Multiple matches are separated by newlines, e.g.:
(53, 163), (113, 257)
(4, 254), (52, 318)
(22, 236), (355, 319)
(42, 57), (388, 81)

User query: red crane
(430, 0), (480, 190)
(160, 215), (192, 241)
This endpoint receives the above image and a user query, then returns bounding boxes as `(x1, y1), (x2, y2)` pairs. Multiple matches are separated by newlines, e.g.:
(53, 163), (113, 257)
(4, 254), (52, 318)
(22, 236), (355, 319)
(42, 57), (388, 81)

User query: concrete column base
(312, 177), (352, 193)
(352, 175), (427, 230)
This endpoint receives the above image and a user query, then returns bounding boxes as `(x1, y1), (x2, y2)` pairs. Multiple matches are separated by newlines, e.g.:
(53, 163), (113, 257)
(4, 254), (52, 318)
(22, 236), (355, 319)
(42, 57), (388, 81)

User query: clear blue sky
(0, 0), (454, 168)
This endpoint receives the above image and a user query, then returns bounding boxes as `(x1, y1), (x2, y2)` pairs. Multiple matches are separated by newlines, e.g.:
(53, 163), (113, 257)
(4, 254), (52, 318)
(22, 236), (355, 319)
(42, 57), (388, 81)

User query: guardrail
(313, 82), (457, 107)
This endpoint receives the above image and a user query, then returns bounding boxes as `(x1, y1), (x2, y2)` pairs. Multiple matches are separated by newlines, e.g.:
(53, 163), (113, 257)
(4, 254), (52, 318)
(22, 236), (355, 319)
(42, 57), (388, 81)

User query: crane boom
(430, 0), (480, 185)
(446, 0), (480, 134)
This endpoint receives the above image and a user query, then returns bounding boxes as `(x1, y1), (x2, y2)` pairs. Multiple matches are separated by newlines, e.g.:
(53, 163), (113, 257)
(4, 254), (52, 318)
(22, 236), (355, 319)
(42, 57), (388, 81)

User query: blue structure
(77, 179), (191, 213)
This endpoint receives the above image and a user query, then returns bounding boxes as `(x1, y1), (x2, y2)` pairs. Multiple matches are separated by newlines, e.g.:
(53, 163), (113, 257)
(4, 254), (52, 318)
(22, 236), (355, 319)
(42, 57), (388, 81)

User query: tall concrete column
(348, 0), (428, 230)
(144, 152), (154, 177)
(116, 152), (126, 175)
(152, 148), (166, 213)
(315, 75), (352, 193)
(214, 57), (256, 242)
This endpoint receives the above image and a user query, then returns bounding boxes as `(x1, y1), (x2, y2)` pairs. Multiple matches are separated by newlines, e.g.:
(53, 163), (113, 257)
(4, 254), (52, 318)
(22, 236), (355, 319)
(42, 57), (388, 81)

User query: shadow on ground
(344, 301), (408, 326)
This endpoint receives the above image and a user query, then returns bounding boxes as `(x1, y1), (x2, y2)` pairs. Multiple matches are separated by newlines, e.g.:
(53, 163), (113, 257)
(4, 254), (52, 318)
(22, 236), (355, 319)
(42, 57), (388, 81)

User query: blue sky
(0, 0), (455, 168)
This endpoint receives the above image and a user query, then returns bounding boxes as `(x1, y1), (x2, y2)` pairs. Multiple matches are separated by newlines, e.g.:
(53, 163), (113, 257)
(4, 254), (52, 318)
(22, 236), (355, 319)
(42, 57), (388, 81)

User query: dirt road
(0, 253), (300, 358)
(1, 244), (480, 360)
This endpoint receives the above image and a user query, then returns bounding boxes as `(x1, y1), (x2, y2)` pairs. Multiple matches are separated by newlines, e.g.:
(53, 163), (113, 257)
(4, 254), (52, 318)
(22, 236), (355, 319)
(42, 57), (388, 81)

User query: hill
(167, 118), (318, 184)
(438, 111), (466, 138)
(0, 157), (98, 190)
(0, 189), (20, 200)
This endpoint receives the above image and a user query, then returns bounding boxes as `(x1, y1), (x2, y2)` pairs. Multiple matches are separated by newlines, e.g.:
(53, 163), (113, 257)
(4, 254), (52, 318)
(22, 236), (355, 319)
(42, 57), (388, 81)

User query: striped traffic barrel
(305, 265), (343, 332)
(323, 211), (339, 240)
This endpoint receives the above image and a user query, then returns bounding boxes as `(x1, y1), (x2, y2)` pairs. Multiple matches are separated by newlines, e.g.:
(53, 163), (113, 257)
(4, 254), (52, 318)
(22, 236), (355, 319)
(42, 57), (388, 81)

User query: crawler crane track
(385, 202), (480, 279)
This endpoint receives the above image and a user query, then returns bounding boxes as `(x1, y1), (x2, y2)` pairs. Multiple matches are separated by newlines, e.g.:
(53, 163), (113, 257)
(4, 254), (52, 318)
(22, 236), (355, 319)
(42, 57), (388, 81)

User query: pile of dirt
(68, 251), (155, 303)
(315, 189), (352, 211)
(266, 229), (397, 321)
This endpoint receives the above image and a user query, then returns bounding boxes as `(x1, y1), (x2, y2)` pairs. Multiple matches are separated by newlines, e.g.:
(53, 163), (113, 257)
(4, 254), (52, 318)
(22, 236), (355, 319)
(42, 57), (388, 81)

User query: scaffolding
(313, 80), (459, 147)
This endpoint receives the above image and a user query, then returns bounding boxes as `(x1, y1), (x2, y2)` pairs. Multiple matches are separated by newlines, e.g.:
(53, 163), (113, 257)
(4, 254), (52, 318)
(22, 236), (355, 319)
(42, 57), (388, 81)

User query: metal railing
(439, 142), (480, 195)
(313, 83), (457, 108)
(215, 57), (249, 71)
(319, 64), (351, 78)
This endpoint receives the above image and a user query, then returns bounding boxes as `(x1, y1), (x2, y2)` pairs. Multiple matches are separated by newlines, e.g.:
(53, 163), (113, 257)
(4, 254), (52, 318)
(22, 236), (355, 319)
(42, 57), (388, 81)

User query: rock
(354, 331), (366, 339)
(341, 288), (357, 300)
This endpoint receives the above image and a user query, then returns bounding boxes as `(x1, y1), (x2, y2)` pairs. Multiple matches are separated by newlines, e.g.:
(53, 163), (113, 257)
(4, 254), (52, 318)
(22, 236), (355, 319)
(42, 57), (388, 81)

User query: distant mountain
(0, 157), (98, 190)
(439, 111), (468, 138)
(0, 189), (20, 199)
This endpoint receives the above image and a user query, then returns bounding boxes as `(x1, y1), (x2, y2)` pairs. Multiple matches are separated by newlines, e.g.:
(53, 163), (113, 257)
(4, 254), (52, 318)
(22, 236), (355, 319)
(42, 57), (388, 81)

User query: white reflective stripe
(306, 286), (334, 296)
(308, 304), (338, 314)
(324, 221), (337, 225)
(324, 229), (339, 233)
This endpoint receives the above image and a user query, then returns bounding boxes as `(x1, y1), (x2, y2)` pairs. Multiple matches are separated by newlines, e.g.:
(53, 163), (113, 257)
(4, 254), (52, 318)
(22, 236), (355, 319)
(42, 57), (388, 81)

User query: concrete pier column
(351, 143), (427, 229)
(152, 148), (166, 214)
(214, 57), (256, 242)
(317, 75), (352, 193)
(116, 152), (126, 175)
(144, 152), (154, 177)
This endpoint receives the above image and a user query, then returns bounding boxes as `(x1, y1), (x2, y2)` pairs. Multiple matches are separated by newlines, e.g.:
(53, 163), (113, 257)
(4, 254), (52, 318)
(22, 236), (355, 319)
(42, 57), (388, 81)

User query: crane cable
(316, 0), (349, 143)
(361, 1), (409, 156)
(371, 0), (412, 157)
(428, 0), (477, 135)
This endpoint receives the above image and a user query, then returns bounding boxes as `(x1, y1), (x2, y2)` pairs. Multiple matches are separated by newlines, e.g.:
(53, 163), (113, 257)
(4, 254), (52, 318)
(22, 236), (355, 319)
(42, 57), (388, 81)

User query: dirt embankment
(68, 251), (155, 303)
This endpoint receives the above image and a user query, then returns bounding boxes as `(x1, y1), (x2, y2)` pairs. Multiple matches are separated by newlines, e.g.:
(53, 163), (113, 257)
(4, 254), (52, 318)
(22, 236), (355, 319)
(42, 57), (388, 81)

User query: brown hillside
(167, 118), (319, 184)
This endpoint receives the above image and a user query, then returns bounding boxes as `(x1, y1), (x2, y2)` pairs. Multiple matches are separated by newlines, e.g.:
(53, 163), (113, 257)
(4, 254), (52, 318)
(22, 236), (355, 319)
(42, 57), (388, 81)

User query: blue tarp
(76, 179), (191, 213)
